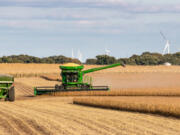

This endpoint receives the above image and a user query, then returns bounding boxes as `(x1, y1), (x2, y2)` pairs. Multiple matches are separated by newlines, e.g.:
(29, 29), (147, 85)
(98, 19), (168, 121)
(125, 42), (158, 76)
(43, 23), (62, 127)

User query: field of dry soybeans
(0, 64), (180, 135)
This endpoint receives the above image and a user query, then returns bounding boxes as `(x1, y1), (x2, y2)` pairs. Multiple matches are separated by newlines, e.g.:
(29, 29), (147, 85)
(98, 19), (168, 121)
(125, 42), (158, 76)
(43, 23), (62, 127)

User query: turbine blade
(72, 49), (74, 58)
(160, 31), (167, 40)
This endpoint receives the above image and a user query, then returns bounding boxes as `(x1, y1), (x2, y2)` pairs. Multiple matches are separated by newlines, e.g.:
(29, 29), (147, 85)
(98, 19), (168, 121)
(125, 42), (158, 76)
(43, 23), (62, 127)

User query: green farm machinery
(34, 63), (125, 96)
(0, 74), (15, 101)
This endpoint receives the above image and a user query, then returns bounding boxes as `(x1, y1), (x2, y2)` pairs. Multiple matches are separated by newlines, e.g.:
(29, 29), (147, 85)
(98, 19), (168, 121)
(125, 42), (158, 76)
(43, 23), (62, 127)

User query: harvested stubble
(1, 64), (180, 78)
(15, 77), (59, 88)
(1, 97), (180, 135)
(0, 64), (60, 78)
(73, 96), (180, 118)
(49, 88), (180, 97)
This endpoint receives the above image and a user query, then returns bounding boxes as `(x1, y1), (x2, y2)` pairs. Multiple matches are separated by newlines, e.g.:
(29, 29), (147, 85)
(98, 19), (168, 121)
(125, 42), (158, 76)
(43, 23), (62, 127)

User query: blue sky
(0, 0), (180, 61)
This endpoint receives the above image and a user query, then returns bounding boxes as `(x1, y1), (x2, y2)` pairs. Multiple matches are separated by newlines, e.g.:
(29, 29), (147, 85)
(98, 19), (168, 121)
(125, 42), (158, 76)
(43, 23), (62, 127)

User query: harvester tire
(55, 84), (59, 90)
(5, 97), (9, 101)
(8, 86), (15, 102)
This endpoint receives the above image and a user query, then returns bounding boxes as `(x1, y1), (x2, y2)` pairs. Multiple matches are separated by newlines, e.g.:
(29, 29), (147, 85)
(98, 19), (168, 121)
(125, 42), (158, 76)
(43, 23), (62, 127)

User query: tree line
(0, 55), (81, 64)
(1, 52), (180, 65)
(86, 52), (180, 65)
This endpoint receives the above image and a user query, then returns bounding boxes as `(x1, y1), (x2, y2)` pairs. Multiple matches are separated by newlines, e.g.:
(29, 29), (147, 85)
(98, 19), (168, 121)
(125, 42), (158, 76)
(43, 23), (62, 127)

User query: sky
(0, 0), (180, 61)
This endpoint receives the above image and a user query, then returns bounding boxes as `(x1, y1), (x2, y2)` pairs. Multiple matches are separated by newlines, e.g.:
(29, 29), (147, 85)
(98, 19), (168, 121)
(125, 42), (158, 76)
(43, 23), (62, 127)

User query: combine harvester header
(34, 63), (125, 96)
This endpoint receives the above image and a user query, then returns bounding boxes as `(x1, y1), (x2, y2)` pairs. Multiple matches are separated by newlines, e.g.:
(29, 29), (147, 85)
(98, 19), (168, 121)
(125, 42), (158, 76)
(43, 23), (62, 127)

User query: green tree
(86, 59), (97, 65)
(96, 55), (116, 65)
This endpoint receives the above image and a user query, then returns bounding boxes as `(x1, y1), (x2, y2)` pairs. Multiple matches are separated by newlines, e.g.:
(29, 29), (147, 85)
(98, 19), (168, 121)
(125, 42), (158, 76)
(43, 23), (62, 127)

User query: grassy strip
(50, 89), (180, 97)
(73, 97), (180, 118)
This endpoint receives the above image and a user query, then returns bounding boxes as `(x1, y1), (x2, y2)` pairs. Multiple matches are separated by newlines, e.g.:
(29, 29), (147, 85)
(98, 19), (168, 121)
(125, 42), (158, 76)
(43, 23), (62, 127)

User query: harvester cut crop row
(34, 63), (125, 96)
(0, 74), (15, 101)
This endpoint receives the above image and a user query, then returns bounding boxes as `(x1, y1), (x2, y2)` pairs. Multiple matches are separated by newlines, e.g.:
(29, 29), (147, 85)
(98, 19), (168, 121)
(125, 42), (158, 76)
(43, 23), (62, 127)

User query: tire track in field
(0, 110), (37, 135)
(49, 104), (148, 135)
(13, 100), (123, 135)
(128, 115), (180, 134)
(15, 82), (33, 97)
(33, 102), (119, 135)
(71, 103), (180, 135)
(0, 103), (77, 135)
(11, 100), (180, 135)
(48, 102), (180, 135)
(0, 99), (180, 135)
(0, 96), (180, 135)
(47, 102), (152, 135)
(0, 116), (20, 135)
(2, 110), (50, 135)
(12, 102), (108, 135)
(15, 100), (179, 135)
(0, 104), (72, 135)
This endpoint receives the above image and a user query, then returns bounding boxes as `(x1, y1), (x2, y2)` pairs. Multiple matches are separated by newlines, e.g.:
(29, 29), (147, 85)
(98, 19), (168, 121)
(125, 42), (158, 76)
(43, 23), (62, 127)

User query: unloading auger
(34, 63), (125, 96)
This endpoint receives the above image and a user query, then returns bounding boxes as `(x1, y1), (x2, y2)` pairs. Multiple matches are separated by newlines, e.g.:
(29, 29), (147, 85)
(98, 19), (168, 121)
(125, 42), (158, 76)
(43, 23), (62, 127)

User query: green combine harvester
(34, 63), (125, 96)
(0, 74), (15, 101)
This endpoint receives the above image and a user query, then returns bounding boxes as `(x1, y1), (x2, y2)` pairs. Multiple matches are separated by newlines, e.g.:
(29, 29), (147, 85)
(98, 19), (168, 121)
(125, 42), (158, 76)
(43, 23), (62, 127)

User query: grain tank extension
(34, 63), (125, 96)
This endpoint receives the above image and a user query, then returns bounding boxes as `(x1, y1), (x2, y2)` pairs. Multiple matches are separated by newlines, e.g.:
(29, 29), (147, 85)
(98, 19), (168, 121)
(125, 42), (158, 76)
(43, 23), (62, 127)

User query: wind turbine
(160, 31), (170, 55)
(78, 49), (82, 62)
(71, 48), (74, 58)
(105, 48), (111, 55)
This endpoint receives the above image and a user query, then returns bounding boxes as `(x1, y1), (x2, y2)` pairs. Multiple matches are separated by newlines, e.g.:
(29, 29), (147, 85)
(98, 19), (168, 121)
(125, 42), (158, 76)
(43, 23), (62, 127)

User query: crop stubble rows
(0, 97), (180, 135)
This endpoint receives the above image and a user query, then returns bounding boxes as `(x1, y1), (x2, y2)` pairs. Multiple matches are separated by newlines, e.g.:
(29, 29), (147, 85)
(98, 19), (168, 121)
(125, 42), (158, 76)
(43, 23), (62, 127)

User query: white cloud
(1, 0), (180, 13)
(0, 1), (180, 35)
(0, 7), (106, 19)
(0, 5), (180, 34)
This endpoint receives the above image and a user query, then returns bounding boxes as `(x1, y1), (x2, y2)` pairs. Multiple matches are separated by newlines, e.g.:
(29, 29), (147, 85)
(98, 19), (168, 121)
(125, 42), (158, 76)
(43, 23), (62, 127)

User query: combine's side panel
(0, 74), (15, 101)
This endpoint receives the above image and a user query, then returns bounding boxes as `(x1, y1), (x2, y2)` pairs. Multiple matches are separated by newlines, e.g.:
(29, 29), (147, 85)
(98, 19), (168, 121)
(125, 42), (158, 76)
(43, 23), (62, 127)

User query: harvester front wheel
(5, 97), (9, 101)
(8, 86), (15, 102)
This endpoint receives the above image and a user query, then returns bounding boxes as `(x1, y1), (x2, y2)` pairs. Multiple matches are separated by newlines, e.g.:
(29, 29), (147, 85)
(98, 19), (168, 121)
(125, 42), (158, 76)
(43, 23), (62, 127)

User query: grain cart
(0, 74), (15, 101)
(34, 63), (125, 96)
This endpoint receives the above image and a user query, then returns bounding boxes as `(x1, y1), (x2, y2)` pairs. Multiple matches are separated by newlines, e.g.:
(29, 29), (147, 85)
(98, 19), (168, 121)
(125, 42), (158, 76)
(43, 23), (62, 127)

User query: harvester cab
(60, 63), (84, 88)
(0, 74), (15, 101)
(34, 63), (125, 96)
